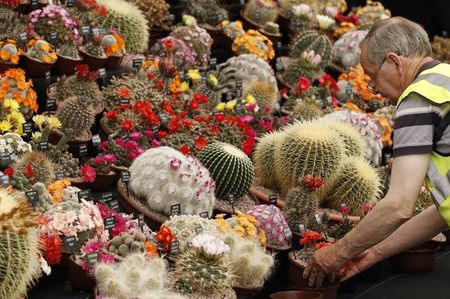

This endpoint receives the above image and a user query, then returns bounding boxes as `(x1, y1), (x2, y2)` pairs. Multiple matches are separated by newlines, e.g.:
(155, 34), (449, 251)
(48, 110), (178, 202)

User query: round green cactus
(320, 119), (366, 158)
(322, 157), (381, 216)
(289, 30), (332, 67)
(291, 100), (324, 122)
(244, 0), (279, 26)
(284, 185), (320, 232)
(243, 81), (279, 109)
(97, 0), (150, 53)
(56, 97), (96, 140)
(197, 142), (254, 199)
(274, 121), (345, 195)
(13, 151), (56, 187)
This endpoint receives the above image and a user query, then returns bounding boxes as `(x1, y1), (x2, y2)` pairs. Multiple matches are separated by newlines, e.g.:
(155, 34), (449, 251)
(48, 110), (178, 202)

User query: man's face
(360, 42), (400, 103)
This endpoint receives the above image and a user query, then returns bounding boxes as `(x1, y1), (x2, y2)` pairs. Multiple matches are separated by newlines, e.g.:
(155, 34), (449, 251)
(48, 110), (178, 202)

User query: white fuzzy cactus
(333, 30), (368, 69)
(129, 147), (216, 217)
(323, 111), (383, 165)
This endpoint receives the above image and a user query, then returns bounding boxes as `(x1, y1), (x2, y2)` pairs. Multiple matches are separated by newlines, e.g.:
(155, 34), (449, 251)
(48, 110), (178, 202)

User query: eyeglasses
(367, 56), (387, 95)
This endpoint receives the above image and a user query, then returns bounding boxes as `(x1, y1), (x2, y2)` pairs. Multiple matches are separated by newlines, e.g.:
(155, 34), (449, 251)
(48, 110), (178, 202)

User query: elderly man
(304, 16), (450, 287)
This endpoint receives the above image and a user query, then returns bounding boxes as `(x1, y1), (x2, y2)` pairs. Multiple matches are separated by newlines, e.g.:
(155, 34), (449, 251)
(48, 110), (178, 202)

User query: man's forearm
(336, 197), (410, 261)
(373, 205), (448, 260)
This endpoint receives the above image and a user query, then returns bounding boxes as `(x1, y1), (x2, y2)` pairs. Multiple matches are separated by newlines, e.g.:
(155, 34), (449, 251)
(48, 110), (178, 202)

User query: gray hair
(362, 16), (432, 65)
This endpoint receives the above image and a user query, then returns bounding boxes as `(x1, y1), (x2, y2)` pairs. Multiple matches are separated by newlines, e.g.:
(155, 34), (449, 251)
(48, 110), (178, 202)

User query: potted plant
(102, 32), (126, 70)
(54, 44), (83, 75)
(241, 0), (279, 31)
(79, 34), (107, 70)
(0, 39), (23, 72)
(80, 154), (118, 192)
(20, 39), (57, 77)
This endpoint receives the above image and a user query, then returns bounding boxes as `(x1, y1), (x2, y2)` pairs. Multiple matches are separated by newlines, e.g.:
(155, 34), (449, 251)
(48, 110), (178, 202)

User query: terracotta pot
(116, 179), (167, 231)
(240, 10), (262, 31)
(271, 291), (324, 299)
(391, 244), (440, 273)
(53, 54), (82, 76)
(90, 170), (118, 192)
(49, 128), (93, 158)
(0, 61), (15, 73)
(79, 48), (107, 70)
(68, 255), (96, 292)
(288, 252), (339, 299)
(99, 117), (113, 139)
(233, 283), (263, 299)
(69, 176), (90, 190)
(105, 55), (124, 71)
(19, 55), (54, 78)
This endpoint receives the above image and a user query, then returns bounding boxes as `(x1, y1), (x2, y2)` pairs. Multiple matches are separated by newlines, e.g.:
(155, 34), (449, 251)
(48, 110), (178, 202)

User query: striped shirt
(393, 61), (450, 157)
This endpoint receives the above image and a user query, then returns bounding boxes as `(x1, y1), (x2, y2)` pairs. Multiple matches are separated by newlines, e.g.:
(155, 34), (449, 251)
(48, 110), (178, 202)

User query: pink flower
(81, 164), (96, 183)
(340, 203), (350, 215)
(125, 140), (138, 150)
(103, 154), (117, 164)
(95, 156), (104, 165)
(145, 130), (153, 138)
(129, 132), (141, 140)
(99, 141), (109, 150)
(362, 203), (373, 215)
(246, 103), (257, 112)
(241, 115), (254, 123)
(151, 139), (161, 147)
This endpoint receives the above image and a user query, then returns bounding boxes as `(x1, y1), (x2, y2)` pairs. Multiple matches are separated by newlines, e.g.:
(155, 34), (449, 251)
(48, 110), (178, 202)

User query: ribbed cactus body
(129, 147), (216, 217)
(253, 132), (285, 191)
(320, 119), (366, 158)
(243, 81), (278, 109)
(56, 98), (95, 139)
(292, 100), (324, 122)
(289, 30), (332, 67)
(97, 0), (149, 53)
(13, 151), (56, 186)
(284, 186), (319, 232)
(197, 142), (254, 200)
(284, 61), (317, 85)
(323, 157), (381, 216)
(274, 121), (344, 195)
(244, 0), (278, 26)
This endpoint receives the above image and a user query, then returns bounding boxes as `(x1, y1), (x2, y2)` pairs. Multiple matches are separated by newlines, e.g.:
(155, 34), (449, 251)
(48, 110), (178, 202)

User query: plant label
(67, 0), (75, 7)
(195, 226), (203, 235)
(81, 25), (90, 35)
(55, 171), (65, 180)
(137, 214), (145, 228)
(298, 224), (305, 234)
(120, 98), (130, 105)
(0, 153), (11, 166)
(199, 212), (209, 219)
(132, 59), (143, 69)
(284, 227), (293, 238)
(276, 62), (283, 71)
(92, 28), (100, 35)
(25, 191), (38, 207)
(159, 113), (169, 125)
(78, 144), (88, 157)
(31, 0), (38, 7)
(45, 71), (52, 84)
(269, 194), (277, 205)
(101, 191), (113, 202)
(228, 194), (235, 205)
(50, 32), (57, 44)
(314, 213), (322, 224)
(23, 123), (33, 134)
(121, 134), (129, 142)
(236, 80), (243, 88)
(78, 189), (91, 202)
(170, 204), (181, 216)
(92, 134), (101, 147)
(104, 216), (116, 229)
(98, 68), (106, 78)
(170, 240), (180, 255)
(85, 252), (99, 266)
(169, 14), (175, 25)
(20, 32), (27, 43)
(39, 141), (48, 151)
(121, 171), (130, 183)
(226, 93), (233, 101)
(0, 175), (9, 187)
(64, 236), (77, 251)
(46, 98), (56, 111)
(210, 57), (217, 69)
(109, 199), (119, 212)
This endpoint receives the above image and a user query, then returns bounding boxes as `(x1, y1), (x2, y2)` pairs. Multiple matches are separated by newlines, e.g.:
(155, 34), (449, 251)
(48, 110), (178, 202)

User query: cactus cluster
(96, 0), (149, 53)
(129, 147), (216, 217)
(333, 30), (368, 69)
(128, 0), (171, 29)
(322, 157), (381, 216)
(56, 44), (80, 59)
(244, 0), (278, 27)
(95, 253), (182, 299)
(197, 142), (254, 200)
(56, 98), (96, 140)
(171, 24), (213, 69)
(246, 205), (292, 247)
(54, 75), (103, 110)
(218, 54), (278, 96)
(13, 151), (56, 187)
(26, 40), (57, 63)
(0, 133), (32, 160)
(54, 151), (80, 178)
(0, 9), (27, 41)
(108, 231), (147, 257)
(181, 0), (229, 27)
(274, 121), (345, 195)
(283, 51), (322, 85)
(0, 188), (40, 299)
(291, 99), (324, 122)
(284, 185), (320, 232)
(289, 30), (332, 67)
(83, 35), (107, 58)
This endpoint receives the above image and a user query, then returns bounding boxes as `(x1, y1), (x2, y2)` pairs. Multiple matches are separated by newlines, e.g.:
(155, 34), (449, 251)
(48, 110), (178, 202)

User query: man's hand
(340, 249), (381, 282)
(303, 243), (345, 287)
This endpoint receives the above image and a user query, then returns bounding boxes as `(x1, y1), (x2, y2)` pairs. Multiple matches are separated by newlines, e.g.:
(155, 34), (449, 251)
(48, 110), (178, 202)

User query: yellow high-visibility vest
(397, 63), (450, 225)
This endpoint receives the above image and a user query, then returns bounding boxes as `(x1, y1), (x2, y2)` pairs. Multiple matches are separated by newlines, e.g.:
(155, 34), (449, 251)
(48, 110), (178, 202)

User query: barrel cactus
(244, 0), (278, 27)
(197, 142), (254, 200)
(291, 99), (324, 122)
(56, 97), (96, 140)
(274, 121), (345, 195)
(13, 151), (56, 187)
(243, 80), (279, 109)
(129, 147), (216, 217)
(284, 184), (320, 233)
(289, 30), (332, 67)
(319, 119), (366, 158)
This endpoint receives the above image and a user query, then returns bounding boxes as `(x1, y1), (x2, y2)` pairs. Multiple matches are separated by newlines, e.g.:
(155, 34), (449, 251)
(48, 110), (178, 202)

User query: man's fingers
(328, 273), (336, 283)
(308, 267), (319, 287)
(303, 258), (314, 279)
(315, 272), (326, 288)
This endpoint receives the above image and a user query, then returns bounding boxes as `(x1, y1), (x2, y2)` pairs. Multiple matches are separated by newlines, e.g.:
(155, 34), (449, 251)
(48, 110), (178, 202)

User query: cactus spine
(289, 30), (332, 67)
(244, 0), (279, 27)
(320, 119), (366, 158)
(291, 100), (324, 122)
(284, 185), (320, 232)
(56, 97), (95, 140)
(197, 142), (254, 200)
(13, 151), (56, 187)
(243, 81), (279, 109)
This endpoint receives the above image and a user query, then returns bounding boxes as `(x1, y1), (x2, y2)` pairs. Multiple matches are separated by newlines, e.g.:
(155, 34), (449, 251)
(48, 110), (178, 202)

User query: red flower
(215, 113), (225, 122)
(153, 78), (165, 90)
(117, 86), (131, 98)
(297, 76), (310, 92)
(195, 136), (208, 150)
(280, 88), (288, 95)
(158, 130), (168, 138)
(340, 203), (350, 215)
(163, 38), (173, 49)
(105, 111), (116, 120)
(194, 93), (209, 104)
(121, 119), (134, 131)
(300, 230), (322, 246)
(25, 164), (34, 178)
(303, 175), (324, 191)
(39, 234), (62, 265)
(190, 100), (200, 110)
(156, 225), (176, 252)
(81, 164), (96, 183)
(179, 145), (190, 155)
(4, 167), (13, 177)
(242, 137), (255, 155)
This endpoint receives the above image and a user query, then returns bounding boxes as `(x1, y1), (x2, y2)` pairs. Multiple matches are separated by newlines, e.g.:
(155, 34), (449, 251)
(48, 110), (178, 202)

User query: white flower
(191, 233), (230, 256)
(6, 138), (12, 144)
(325, 6), (339, 17)
(292, 4), (312, 16)
(316, 14), (335, 30)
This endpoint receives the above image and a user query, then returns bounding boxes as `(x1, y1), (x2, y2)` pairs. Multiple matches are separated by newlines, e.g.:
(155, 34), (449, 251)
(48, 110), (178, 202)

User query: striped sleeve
(393, 93), (441, 157)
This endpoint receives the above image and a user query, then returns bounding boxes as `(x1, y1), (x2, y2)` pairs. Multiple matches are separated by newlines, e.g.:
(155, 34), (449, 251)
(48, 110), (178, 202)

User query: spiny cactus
(127, 0), (171, 29)
(289, 30), (332, 67)
(32, 182), (53, 212)
(244, 0), (278, 27)
(243, 81), (278, 109)
(54, 151), (80, 178)
(414, 187), (434, 216)
(95, 253), (182, 299)
(253, 131), (285, 191)
(129, 147), (216, 217)
(263, 22), (280, 35)
(26, 40), (57, 63)
(164, 215), (219, 251)
(274, 121), (345, 195)
(173, 245), (233, 296)
(108, 231), (147, 257)
(181, 0), (229, 27)
(0, 188), (40, 299)
(57, 44), (81, 59)
(291, 99), (324, 122)
(320, 119), (366, 158)
(221, 232), (274, 288)
(333, 30), (368, 69)
(197, 142), (254, 200)
(56, 98), (95, 140)
(284, 57), (319, 86)
(97, 0), (149, 53)
(322, 156), (381, 216)
(13, 151), (56, 187)
(216, 123), (248, 150)
(84, 35), (106, 58)
(218, 54), (278, 95)
(284, 185), (320, 233)
(54, 76), (103, 110)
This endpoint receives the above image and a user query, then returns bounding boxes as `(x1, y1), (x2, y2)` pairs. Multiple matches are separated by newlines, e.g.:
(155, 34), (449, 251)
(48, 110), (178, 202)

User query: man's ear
(386, 52), (403, 74)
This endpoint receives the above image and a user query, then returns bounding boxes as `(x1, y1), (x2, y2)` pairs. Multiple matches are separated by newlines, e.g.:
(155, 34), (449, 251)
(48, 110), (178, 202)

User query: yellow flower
(225, 99), (237, 110)
(187, 69), (201, 81)
(234, 225), (245, 237)
(0, 120), (12, 132)
(8, 111), (25, 126)
(208, 74), (218, 86)
(32, 114), (46, 129)
(3, 98), (20, 111)
(47, 116), (62, 129)
(178, 82), (190, 92)
(215, 102), (226, 112)
(245, 94), (256, 104)
(32, 131), (42, 140)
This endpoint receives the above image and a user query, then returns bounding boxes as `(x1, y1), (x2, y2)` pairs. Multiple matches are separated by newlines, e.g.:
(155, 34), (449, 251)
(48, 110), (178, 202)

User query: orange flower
(10, 55), (19, 64)
(16, 81), (27, 90)
(48, 179), (71, 204)
(144, 241), (159, 257)
(300, 230), (322, 246)
(0, 50), (10, 61)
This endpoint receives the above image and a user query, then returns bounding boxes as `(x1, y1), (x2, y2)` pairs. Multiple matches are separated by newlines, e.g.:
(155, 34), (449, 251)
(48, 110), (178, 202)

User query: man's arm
(335, 153), (431, 262)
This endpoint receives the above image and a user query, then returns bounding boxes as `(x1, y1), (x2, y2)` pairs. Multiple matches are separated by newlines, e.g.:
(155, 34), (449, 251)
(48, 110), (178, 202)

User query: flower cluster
(26, 39), (58, 63)
(0, 99), (26, 134)
(47, 179), (71, 204)
(79, 239), (115, 272)
(99, 133), (150, 167)
(191, 233), (230, 258)
(232, 30), (275, 61)
(303, 175), (324, 191)
(85, 154), (117, 176)
(0, 40), (23, 64)
(338, 65), (384, 102)
(0, 68), (38, 112)
(103, 34), (126, 57)
(0, 132), (31, 160)
(155, 225), (177, 252)
(75, 64), (100, 80)
(97, 203), (127, 238)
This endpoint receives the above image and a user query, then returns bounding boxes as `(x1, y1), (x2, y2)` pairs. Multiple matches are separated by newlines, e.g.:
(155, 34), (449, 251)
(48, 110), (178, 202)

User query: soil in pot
(271, 291), (324, 299)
